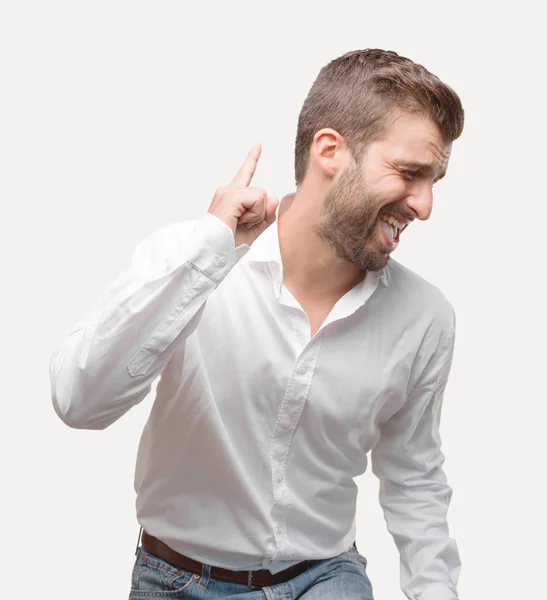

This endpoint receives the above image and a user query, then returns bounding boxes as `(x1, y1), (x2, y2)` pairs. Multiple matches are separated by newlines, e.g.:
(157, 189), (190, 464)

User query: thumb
(264, 196), (280, 226)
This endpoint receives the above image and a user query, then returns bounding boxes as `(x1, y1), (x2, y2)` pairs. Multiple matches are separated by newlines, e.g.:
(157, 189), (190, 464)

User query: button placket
(269, 341), (322, 555)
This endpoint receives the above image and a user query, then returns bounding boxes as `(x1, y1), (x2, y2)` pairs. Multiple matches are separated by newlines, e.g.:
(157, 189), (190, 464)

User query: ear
(310, 128), (349, 178)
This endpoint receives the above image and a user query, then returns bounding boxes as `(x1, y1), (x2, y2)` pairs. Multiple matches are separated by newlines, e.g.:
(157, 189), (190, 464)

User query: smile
(379, 213), (409, 238)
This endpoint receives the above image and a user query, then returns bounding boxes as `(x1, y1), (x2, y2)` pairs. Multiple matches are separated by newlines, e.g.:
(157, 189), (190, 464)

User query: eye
(400, 169), (417, 180)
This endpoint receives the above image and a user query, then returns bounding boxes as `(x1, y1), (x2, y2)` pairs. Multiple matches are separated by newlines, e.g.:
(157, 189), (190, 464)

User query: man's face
(317, 112), (451, 271)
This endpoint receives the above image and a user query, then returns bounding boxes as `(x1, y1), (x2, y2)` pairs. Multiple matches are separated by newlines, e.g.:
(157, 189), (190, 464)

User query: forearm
(50, 214), (243, 429)
(378, 470), (460, 599)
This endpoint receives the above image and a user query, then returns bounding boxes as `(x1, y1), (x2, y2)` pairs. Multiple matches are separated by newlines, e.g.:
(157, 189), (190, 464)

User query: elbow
(50, 368), (114, 430)
(50, 345), (113, 430)
(51, 375), (145, 431)
(52, 391), (110, 430)
(49, 347), (148, 430)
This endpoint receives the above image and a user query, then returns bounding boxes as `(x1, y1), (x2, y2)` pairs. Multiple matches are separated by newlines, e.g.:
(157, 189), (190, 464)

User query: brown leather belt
(141, 530), (312, 588)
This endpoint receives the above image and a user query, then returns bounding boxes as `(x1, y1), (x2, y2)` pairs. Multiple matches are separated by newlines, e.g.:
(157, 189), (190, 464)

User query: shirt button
(276, 474), (283, 483)
(215, 255), (227, 267)
(298, 364), (308, 374)
(282, 421), (291, 429)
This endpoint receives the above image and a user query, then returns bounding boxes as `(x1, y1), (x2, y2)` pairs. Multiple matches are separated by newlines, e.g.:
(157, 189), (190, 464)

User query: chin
(349, 246), (390, 271)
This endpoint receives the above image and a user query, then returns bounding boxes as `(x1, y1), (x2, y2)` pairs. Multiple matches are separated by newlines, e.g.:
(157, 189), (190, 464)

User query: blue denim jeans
(129, 544), (373, 599)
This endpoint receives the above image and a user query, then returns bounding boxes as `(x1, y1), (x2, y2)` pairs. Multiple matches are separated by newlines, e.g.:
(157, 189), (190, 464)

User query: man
(50, 48), (464, 599)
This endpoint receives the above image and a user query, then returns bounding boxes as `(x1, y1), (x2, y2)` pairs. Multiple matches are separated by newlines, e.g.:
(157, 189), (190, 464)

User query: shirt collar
(244, 205), (283, 266)
(244, 197), (390, 291)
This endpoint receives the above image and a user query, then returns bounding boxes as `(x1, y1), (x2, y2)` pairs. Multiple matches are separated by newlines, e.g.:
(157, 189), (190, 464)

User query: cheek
(373, 176), (406, 200)
(388, 179), (408, 199)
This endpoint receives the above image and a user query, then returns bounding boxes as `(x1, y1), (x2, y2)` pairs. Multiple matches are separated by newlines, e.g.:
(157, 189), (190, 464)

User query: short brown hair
(294, 49), (464, 185)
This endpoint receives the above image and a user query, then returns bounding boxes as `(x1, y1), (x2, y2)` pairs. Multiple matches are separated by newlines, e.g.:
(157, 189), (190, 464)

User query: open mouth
(379, 213), (408, 246)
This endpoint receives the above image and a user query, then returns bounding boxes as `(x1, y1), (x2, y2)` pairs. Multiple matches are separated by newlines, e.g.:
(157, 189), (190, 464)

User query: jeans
(129, 544), (373, 599)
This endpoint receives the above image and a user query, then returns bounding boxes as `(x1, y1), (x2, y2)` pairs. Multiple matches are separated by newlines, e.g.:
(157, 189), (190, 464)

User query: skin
(278, 111), (452, 306)
(207, 111), (451, 333)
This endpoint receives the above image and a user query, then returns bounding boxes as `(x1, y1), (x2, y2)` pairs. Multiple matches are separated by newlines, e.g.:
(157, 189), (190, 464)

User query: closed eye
(401, 169), (444, 185)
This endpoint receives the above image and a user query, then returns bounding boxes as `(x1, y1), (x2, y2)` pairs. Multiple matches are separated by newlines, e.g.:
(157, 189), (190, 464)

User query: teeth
(382, 215), (404, 229)
(381, 214), (407, 236)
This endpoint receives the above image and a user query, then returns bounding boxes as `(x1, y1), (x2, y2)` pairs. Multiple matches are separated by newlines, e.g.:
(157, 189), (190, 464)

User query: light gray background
(1, 1), (545, 598)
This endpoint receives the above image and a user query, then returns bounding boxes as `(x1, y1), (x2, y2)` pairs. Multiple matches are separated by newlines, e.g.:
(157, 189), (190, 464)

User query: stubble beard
(316, 162), (390, 272)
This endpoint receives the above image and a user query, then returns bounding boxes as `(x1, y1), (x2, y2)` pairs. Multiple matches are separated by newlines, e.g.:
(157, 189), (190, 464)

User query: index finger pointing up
(230, 142), (262, 188)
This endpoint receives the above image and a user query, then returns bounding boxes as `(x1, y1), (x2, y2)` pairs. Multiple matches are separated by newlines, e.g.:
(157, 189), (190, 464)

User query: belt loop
(200, 563), (211, 589)
(248, 570), (254, 589)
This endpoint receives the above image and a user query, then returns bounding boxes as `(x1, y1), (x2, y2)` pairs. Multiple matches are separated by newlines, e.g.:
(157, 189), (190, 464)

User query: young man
(50, 49), (464, 599)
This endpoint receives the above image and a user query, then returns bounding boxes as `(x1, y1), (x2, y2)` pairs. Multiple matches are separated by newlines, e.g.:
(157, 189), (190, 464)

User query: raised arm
(50, 143), (279, 430)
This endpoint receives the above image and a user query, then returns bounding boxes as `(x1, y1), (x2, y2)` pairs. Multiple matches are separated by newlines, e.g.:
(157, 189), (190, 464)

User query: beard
(315, 159), (391, 271)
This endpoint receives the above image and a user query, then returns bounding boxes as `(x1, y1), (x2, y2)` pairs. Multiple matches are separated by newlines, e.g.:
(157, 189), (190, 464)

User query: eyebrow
(396, 160), (447, 180)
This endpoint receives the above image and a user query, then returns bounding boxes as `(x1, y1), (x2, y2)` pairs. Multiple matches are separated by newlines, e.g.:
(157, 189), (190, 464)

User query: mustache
(379, 204), (414, 222)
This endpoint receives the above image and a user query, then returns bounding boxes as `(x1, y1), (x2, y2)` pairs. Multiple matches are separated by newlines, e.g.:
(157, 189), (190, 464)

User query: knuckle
(251, 188), (267, 200)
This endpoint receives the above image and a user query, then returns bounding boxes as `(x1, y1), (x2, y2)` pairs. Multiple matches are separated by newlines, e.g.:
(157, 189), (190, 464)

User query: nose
(404, 183), (434, 221)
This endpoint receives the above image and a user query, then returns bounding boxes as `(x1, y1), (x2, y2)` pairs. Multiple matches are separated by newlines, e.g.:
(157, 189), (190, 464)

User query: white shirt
(50, 206), (460, 600)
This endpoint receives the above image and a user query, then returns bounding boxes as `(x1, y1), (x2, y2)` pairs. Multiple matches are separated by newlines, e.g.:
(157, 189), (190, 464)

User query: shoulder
(383, 258), (456, 335)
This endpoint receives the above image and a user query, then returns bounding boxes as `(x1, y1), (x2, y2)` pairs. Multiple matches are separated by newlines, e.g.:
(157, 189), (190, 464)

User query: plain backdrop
(1, 1), (545, 598)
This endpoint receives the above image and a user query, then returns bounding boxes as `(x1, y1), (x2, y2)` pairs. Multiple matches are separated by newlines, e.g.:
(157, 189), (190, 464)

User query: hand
(207, 143), (279, 247)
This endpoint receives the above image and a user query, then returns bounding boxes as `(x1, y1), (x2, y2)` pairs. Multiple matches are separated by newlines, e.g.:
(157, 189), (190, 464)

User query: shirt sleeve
(370, 311), (461, 600)
(50, 213), (249, 430)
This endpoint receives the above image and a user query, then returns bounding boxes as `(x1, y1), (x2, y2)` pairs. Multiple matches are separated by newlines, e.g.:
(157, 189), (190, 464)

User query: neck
(277, 189), (366, 301)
